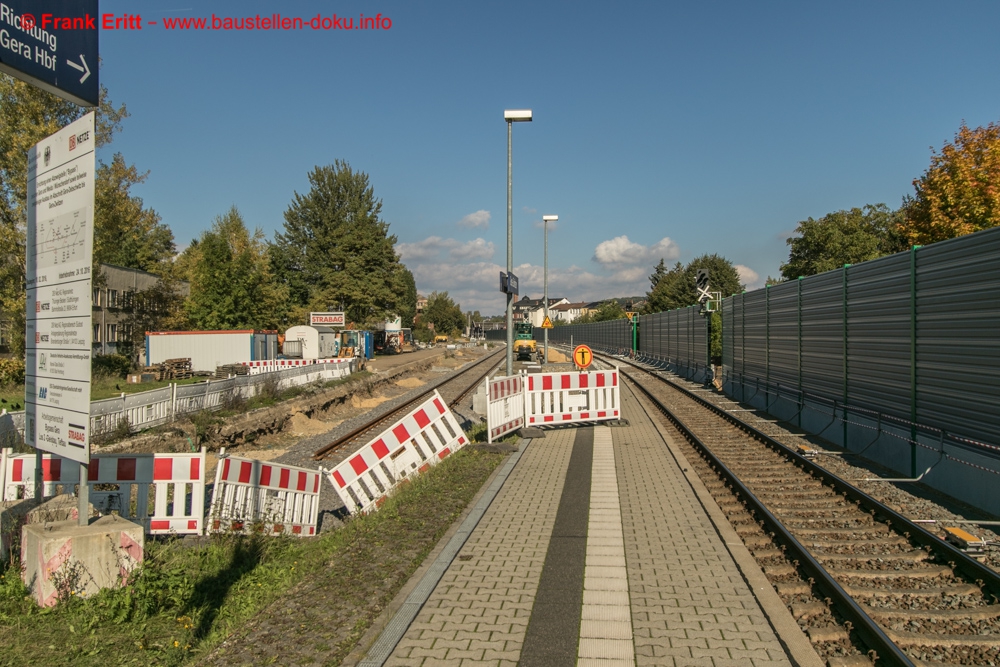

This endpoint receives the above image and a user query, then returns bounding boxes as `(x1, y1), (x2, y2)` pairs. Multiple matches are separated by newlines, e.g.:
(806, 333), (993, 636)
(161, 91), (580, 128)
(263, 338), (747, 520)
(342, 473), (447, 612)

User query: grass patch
(0, 446), (506, 666)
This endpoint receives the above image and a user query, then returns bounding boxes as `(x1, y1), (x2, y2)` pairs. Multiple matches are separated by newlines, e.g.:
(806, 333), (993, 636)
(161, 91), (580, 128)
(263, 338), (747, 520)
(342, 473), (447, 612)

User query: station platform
(358, 383), (820, 667)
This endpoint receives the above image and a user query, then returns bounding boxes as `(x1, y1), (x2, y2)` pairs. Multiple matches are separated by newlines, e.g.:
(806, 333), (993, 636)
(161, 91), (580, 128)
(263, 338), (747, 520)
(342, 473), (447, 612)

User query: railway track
(311, 346), (504, 460)
(595, 352), (1000, 667)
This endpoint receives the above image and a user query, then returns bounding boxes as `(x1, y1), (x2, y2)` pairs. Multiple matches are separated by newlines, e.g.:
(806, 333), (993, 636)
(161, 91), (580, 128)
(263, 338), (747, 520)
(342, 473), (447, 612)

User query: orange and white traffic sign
(625, 311), (637, 321)
(573, 344), (593, 369)
(541, 316), (554, 329)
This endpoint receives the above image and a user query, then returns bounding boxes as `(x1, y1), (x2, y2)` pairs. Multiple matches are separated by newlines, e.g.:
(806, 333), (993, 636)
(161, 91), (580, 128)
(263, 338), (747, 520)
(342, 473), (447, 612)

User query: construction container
(145, 330), (278, 372)
(283, 325), (341, 360)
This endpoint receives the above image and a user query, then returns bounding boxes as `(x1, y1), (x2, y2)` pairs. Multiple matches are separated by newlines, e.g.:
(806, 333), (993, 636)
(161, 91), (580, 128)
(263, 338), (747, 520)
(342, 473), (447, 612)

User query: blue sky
(94, 0), (1000, 314)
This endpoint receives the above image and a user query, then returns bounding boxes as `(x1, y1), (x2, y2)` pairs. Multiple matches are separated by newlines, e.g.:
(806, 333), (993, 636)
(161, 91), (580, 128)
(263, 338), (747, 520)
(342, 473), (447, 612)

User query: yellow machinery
(514, 322), (537, 360)
(434, 335), (449, 344)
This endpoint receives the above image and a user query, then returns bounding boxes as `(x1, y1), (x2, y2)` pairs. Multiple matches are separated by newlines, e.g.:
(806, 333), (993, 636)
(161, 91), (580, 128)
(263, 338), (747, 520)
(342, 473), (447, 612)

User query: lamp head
(504, 109), (533, 122)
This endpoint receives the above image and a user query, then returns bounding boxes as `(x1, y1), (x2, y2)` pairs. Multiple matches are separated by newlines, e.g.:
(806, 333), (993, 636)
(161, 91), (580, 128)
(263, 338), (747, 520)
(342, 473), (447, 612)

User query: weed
(219, 388), (247, 413)
(92, 415), (132, 445)
(466, 421), (488, 443)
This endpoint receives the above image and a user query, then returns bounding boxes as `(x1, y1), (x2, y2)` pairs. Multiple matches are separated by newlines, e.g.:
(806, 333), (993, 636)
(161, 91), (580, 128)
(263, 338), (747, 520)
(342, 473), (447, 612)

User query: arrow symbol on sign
(66, 55), (90, 83)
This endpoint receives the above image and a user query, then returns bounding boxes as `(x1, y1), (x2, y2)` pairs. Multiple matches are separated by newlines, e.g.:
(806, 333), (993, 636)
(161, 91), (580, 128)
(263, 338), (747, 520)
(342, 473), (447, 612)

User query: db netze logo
(68, 131), (89, 151)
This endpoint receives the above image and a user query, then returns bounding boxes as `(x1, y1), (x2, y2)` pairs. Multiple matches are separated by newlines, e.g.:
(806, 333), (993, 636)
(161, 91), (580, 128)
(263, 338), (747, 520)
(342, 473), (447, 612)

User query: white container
(284, 325), (340, 360)
(145, 330), (278, 372)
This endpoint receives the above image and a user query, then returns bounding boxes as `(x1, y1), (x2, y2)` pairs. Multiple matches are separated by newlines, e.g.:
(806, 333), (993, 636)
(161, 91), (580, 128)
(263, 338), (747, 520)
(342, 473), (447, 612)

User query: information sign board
(0, 0), (100, 106)
(310, 312), (345, 327)
(25, 112), (95, 464)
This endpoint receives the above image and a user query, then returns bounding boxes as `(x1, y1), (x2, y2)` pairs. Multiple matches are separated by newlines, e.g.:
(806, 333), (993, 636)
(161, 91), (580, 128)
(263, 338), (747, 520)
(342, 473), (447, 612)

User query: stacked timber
(164, 358), (193, 380)
(215, 363), (249, 379)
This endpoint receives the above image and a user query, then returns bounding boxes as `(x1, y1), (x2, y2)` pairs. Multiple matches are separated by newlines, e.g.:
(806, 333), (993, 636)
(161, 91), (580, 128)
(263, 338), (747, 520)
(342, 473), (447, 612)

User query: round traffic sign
(573, 344), (593, 369)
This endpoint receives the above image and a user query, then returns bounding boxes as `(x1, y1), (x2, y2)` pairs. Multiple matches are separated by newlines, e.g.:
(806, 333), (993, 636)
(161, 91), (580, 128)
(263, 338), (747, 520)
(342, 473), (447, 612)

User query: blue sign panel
(0, 0), (99, 106)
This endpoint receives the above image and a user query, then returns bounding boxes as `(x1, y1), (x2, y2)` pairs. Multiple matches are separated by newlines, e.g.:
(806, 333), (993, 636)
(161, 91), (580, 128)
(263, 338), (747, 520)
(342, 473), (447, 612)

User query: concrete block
(0, 498), (34, 562)
(21, 515), (144, 607)
(472, 385), (488, 415)
(25, 493), (98, 525)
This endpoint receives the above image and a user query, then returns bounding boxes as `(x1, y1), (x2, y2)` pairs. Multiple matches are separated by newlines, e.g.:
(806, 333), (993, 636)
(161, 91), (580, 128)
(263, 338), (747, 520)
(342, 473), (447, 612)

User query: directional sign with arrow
(66, 55), (91, 83)
(0, 0), (99, 107)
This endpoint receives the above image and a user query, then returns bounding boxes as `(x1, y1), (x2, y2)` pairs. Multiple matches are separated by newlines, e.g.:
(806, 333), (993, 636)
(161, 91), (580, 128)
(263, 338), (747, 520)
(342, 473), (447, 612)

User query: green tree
(644, 261), (686, 313)
(423, 292), (465, 334)
(904, 120), (1000, 245)
(395, 266), (418, 328)
(590, 299), (627, 322)
(0, 74), (127, 355)
(780, 204), (907, 280)
(95, 153), (174, 271)
(647, 255), (743, 311)
(185, 206), (288, 330)
(272, 161), (404, 325)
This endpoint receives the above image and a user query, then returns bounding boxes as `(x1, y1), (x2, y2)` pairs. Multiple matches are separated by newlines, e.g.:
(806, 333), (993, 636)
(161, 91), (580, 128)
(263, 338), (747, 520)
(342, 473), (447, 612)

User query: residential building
(92, 264), (189, 357)
(550, 301), (590, 323)
(512, 295), (569, 327)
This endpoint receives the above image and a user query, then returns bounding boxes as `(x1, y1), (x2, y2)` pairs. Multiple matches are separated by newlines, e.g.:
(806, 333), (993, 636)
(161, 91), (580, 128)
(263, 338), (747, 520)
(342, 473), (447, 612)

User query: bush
(0, 358), (25, 385)
(92, 354), (132, 378)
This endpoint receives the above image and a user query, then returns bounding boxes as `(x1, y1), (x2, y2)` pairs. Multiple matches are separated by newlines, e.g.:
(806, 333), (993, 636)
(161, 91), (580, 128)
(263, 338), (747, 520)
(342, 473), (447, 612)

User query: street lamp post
(542, 214), (558, 364)
(504, 109), (531, 376)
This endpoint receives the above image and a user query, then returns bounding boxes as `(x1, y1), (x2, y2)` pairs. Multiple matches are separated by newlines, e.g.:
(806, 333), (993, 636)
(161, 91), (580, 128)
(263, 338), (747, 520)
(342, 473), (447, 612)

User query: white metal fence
(0, 358), (356, 443)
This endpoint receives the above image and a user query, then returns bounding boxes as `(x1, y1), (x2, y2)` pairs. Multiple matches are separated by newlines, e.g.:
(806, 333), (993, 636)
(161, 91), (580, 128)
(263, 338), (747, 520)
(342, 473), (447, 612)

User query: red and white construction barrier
(323, 390), (468, 514)
(487, 374), (524, 443)
(0, 448), (206, 535)
(524, 369), (620, 426)
(208, 454), (321, 536)
(240, 358), (352, 375)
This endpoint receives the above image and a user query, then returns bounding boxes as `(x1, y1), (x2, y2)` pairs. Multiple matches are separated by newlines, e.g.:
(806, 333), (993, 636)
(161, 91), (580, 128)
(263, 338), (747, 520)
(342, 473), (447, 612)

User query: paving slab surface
(373, 383), (799, 666)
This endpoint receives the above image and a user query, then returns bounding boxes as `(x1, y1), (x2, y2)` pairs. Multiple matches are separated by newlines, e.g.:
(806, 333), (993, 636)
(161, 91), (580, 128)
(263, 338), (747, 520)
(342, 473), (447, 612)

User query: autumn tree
(185, 206), (288, 330)
(780, 204), (907, 280)
(272, 161), (406, 325)
(94, 153), (175, 271)
(903, 120), (1000, 245)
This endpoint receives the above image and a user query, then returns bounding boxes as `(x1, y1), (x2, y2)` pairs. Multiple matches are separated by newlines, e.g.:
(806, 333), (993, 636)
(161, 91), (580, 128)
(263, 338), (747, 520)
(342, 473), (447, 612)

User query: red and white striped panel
(487, 375), (525, 443)
(208, 456), (321, 536)
(524, 369), (620, 426)
(324, 390), (468, 515)
(0, 449), (206, 536)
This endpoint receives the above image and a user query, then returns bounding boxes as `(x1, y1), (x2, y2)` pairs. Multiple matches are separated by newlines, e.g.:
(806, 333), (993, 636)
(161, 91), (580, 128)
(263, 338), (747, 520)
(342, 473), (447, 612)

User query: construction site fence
(0, 358), (358, 444)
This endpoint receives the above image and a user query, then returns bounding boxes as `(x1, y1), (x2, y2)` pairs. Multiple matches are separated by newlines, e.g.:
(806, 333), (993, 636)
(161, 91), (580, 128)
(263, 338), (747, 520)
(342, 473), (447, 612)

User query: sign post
(25, 112), (95, 524)
(0, 0), (100, 106)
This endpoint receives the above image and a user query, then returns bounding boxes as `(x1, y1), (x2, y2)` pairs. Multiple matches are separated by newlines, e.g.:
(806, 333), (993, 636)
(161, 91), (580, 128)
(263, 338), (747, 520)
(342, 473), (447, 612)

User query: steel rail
(618, 367), (914, 666)
(611, 356), (1000, 601)
(312, 347), (504, 460)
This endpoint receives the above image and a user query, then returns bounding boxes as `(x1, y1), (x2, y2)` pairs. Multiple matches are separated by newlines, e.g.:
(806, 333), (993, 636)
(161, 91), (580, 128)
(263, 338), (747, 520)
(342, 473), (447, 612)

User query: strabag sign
(310, 312), (345, 327)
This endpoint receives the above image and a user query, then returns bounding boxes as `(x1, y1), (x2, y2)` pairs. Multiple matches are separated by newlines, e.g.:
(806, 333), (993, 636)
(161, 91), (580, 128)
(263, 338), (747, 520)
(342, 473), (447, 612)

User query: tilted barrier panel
(324, 390), (468, 515)
(209, 455), (321, 536)
(487, 375), (524, 443)
(524, 370), (620, 426)
(1, 448), (206, 535)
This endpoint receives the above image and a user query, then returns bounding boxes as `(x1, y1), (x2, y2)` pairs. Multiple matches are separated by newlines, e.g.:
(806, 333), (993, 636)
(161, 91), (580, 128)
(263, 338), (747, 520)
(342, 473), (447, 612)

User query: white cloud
(457, 210), (490, 229)
(450, 238), (494, 261)
(735, 264), (762, 290)
(397, 236), (494, 263)
(397, 236), (446, 262)
(593, 235), (680, 268)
